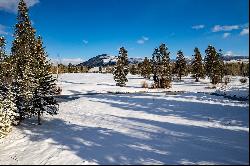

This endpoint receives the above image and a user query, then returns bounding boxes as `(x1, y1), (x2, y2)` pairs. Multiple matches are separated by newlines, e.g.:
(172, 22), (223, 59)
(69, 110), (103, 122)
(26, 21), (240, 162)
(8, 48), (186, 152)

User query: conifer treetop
(17, 0), (30, 24)
(0, 37), (6, 61)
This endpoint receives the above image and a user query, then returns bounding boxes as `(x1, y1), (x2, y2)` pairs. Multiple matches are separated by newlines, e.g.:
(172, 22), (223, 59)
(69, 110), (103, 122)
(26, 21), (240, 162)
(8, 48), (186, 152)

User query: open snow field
(0, 73), (249, 165)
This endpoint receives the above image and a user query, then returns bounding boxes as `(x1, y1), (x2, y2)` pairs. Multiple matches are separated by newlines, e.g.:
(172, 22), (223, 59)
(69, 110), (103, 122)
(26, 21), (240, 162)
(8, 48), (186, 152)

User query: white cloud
(192, 25), (205, 30)
(240, 28), (249, 36)
(142, 36), (149, 41)
(50, 58), (84, 65)
(223, 33), (231, 38)
(137, 39), (145, 44)
(137, 36), (149, 44)
(0, 0), (39, 13)
(0, 24), (8, 35)
(83, 40), (88, 44)
(212, 25), (240, 32)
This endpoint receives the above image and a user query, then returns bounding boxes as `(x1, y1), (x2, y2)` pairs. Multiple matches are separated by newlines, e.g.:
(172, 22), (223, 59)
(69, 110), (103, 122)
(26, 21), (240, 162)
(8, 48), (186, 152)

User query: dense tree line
(49, 64), (89, 74)
(117, 44), (249, 88)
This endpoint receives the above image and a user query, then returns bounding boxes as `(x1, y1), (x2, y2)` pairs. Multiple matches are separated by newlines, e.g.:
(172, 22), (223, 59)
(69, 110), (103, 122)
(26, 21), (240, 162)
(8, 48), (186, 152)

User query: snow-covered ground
(58, 73), (249, 99)
(0, 73), (249, 165)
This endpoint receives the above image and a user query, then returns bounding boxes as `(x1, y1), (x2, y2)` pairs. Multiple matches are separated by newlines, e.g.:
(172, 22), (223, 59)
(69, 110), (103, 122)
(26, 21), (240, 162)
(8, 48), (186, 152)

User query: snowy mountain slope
(77, 54), (248, 67)
(0, 74), (249, 165)
(77, 54), (144, 67)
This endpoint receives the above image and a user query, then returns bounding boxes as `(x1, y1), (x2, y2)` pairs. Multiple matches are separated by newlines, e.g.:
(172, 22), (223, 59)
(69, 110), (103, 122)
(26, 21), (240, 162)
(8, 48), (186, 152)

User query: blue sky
(0, 0), (249, 64)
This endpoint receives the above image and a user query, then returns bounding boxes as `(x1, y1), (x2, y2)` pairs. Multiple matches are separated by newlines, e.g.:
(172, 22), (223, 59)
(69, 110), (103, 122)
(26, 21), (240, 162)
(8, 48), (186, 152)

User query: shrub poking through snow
(224, 76), (231, 85)
(141, 81), (149, 88)
(54, 86), (62, 95)
(239, 78), (247, 84)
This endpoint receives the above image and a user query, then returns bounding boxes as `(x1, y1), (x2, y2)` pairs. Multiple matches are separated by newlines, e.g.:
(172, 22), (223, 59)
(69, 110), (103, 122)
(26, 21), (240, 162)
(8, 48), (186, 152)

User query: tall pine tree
(152, 44), (172, 88)
(0, 37), (6, 62)
(130, 65), (138, 75)
(113, 47), (129, 87)
(0, 85), (18, 138)
(10, 0), (38, 120)
(0, 37), (6, 84)
(174, 50), (187, 81)
(204, 45), (222, 84)
(217, 49), (225, 82)
(0, 37), (18, 138)
(0, 37), (12, 85)
(31, 36), (58, 125)
(191, 47), (205, 82)
(140, 57), (152, 79)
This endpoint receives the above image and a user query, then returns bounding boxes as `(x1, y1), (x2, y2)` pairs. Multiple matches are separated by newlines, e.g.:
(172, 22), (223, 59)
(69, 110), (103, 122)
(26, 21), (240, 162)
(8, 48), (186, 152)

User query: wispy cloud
(0, 24), (8, 35)
(192, 25), (205, 30)
(224, 50), (246, 57)
(50, 58), (84, 65)
(0, 0), (39, 13)
(225, 51), (234, 56)
(137, 36), (149, 44)
(137, 39), (145, 44)
(212, 25), (240, 32)
(240, 28), (249, 36)
(83, 40), (89, 44)
(223, 33), (231, 38)
(212, 23), (249, 36)
(142, 36), (149, 41)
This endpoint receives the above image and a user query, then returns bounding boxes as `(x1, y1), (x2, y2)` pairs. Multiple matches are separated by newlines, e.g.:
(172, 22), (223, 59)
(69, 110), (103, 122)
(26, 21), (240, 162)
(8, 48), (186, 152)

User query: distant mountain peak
(77, 54), (144, 67)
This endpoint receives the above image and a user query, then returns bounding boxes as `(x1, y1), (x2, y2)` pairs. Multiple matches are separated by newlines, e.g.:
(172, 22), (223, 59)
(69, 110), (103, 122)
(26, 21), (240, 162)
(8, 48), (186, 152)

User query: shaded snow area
(0, 73), (249, 165)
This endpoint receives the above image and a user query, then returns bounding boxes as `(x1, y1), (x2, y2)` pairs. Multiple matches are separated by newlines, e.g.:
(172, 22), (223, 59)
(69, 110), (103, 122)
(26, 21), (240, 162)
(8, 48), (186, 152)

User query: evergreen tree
(152, 44), (172, 88)
(10, 0), (38, 120)
(0, 37), (18, 138)
(141, 57), (152, 79)
(31, 36), (58, 125)
(113, 47), (129, 87)
(68, 63), (74, 73)
(0, 85), (18, 138)
(240, 62), (247, 77)
(204, 45), (222, 84)
(0, 37), (13, 86)
(152, 48), (160, 87)
(217, 49), (225, 82)
(130, 65), (138, 75)
(191, 47), (205, 82)
(0, 37), (6, 82)
(0, 37), (6, 62)
(174, 50), (187, 80)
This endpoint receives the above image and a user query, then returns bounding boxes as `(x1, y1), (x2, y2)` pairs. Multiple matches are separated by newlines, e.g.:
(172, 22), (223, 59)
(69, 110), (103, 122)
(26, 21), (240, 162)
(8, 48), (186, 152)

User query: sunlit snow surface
(0, 74), (249, 165)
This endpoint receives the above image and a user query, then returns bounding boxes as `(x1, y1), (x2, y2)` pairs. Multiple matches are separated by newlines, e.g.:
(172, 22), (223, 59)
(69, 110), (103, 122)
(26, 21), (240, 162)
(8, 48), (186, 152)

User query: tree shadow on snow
(58, 91), (249, 128)
(18, 92), (249, 165)
(61, 80), (86, 85)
